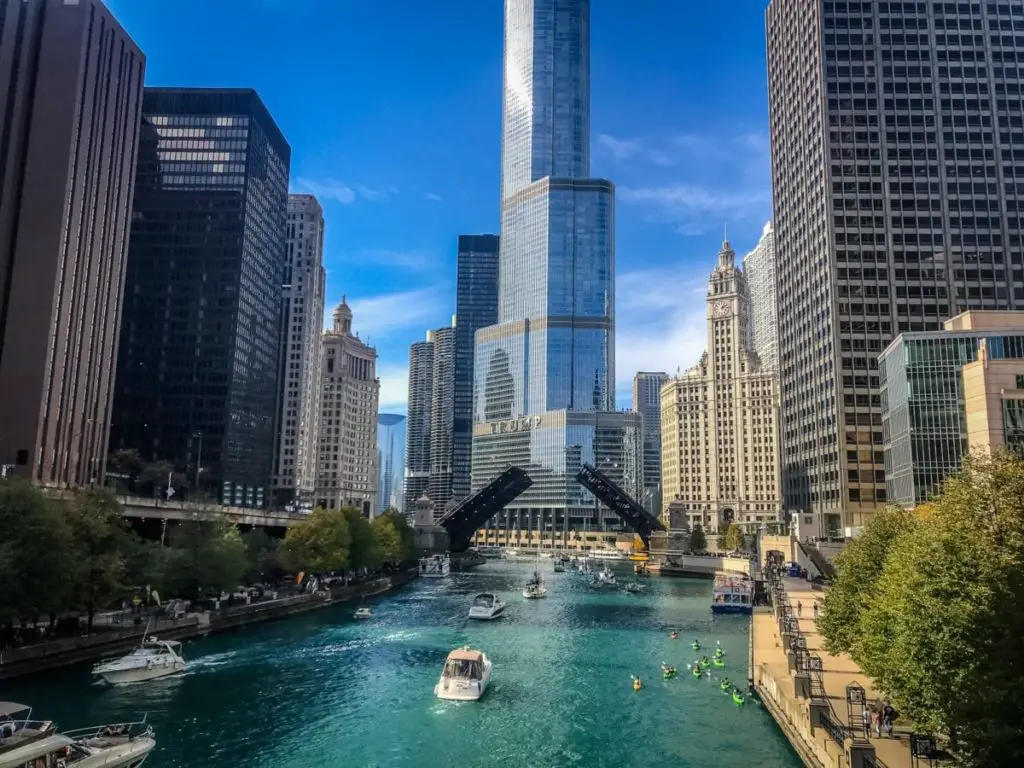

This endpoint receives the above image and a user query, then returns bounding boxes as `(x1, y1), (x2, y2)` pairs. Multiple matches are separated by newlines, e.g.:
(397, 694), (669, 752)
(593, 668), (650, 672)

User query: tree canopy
(66, 489), (132, 627)
(821, 454), (1024, 766)
(722, 523), (744, 552)
(689, 524), (706, 552)
(279, 507), (352, 574)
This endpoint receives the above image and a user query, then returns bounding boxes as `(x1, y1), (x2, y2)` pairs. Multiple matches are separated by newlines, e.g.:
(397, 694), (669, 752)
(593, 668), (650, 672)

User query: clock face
(714, 301), (730, 317)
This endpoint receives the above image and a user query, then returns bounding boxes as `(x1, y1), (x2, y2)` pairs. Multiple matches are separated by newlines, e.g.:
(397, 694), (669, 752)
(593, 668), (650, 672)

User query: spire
(717, 239), (735, 270)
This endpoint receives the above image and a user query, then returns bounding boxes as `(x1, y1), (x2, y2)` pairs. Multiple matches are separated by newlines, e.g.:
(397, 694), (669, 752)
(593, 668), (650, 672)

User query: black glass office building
(453, 234), (499, 503)
(110, 88), (290, 507)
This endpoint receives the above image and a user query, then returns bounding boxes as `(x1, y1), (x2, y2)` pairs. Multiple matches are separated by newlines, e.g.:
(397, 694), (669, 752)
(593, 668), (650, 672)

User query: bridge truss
(438, 466), (533, 552)
(575, 462), (665, 550)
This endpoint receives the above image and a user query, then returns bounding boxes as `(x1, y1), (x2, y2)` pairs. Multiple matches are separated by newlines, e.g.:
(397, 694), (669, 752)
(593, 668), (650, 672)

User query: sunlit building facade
(472, 0), (640, 546)
(743, 222), (777, 371)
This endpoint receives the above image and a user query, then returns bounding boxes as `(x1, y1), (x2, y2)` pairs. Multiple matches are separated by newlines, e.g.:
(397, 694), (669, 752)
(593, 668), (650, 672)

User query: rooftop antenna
(724, 222), (728, 243)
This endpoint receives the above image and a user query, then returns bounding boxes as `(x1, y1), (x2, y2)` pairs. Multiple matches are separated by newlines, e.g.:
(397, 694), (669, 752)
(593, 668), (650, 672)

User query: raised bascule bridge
(438, 462), (665, 553)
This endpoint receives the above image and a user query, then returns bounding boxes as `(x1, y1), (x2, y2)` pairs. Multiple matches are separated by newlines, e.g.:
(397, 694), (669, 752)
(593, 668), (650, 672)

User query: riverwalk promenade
(752, 574), (914, 768)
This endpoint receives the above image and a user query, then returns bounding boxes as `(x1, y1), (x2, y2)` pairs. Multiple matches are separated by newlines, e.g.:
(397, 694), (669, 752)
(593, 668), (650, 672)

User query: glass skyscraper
(472, 0), (640, 541)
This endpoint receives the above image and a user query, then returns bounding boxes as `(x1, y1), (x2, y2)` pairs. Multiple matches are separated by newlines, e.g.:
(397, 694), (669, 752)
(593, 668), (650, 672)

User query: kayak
(720, 681), (731, 692)
(713, 658), (725, 667)
(691, 642), (701, 651)
(691, 666), (702, 678)
(663, 670), (677, 679)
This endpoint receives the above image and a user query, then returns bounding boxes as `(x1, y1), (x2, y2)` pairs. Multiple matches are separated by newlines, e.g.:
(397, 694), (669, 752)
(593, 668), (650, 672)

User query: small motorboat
(523, 570), (547, 599)
(597, 566), (616, 586)
(354, 607), (373, 620)
(92, 636), (186, 685)
(435, 646), (492, 701)
(468, 593), (505, 620)
(553, 561), (566, 573)
(623, 581), (643, 593)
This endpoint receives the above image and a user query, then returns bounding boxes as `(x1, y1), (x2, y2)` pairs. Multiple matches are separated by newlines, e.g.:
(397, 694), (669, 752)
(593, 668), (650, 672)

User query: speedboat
(467, 593), (505, 620)
(353, 607), (373, 620)
(597, 566), (616, 586)
(418, 553), (451, 578)
(92, 637), (186, 685)
(434, 646), (492, 702)
(0, 703), (155, 767)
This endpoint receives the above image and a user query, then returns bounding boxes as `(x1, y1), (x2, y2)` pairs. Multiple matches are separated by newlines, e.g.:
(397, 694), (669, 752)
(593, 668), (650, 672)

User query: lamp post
(193, 431), (203, 494)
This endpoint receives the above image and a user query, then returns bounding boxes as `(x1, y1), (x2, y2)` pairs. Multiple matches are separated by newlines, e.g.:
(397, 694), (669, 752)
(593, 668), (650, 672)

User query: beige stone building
(314, 299), (380, 516)
(660, 241), (782, 534)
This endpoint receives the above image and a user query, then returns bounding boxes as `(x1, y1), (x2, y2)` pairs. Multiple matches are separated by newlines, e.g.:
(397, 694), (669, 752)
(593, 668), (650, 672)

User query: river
(4, 560), (800, 767)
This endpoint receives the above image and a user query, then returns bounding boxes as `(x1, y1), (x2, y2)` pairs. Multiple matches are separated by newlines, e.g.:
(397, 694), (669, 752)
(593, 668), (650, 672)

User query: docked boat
(597, 566), (616, 586)
(475, 546), (503, 558)
(589, 547), (628, 561)
(522, 570), (547, 599)
(633, 561), (649, 576)
(418, 552), (451, 578)
(0, 703), (155, 767)
(92, 637), (186, 685)
(434, 646), (492, 702)
(711, 571), (754, 615)
(467, 593), (505, 620)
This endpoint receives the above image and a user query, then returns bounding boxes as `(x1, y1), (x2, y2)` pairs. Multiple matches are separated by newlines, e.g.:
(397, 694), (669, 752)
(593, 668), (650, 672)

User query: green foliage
(689, 524), (706, 552)
(343, 507), (376, 570)
(66, 489), (132, 626)
(377, 509), (416, 562)
(723, 523), (744, 552)
(817, 506), (917, 655)
(0, 481), (76, 623)
(163, 518), (248, 598)
(279, 507), (351, 574)
(370, 515), (403, 565)
(241, 528), (283, 583)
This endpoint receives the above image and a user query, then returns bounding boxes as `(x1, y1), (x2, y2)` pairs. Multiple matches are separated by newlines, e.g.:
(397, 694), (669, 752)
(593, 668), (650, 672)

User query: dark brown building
(0, 0), (145, 487)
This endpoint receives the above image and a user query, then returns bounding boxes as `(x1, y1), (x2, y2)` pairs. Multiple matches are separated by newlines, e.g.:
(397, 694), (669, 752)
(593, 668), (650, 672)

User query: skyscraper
(472, 0), (641, 542)
(111, 88), (290, 507)
(453, 234), (499, 502)
(272, 194), (326, 505)
(314, 300), (379, 516)
(660, 242), (782, 534)
(632, 371), (669, 508)
(378, 413), (406, 512)
(0, 0), (145, 487)
(404, 334), (435, 512)
(766, 1), (1024, 536)
(427, 324), (457, 515)
(742, 222), (777, 370)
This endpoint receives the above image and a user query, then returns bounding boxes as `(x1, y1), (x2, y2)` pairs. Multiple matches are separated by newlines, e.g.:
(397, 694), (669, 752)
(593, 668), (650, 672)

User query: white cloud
(596, 133), (643, 160)
(424, 192), (444, 202)
(341, 285), (447, 340)
(377, 363), (409, 412)
(292, 177), (391, 204)
(618, 183), (771, 234)
(614, 267), (709, 405)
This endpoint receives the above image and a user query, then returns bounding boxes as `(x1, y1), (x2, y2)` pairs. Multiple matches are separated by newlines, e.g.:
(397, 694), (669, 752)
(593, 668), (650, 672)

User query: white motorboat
(353, 607), (373, 620)
(597, 566), (617, 586)
(467, 593), (505, 620)
(522, 570), (547, 599)
(92, 637), (186, 685)
(0, 703), (155, 767)
(434, 646), (492, 702)
(588, 547), (628, 561)
(418, 552), (451, 578)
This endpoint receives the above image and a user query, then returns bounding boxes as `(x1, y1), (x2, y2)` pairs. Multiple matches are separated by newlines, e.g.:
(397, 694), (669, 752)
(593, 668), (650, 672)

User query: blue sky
(107, 0), (773, 412)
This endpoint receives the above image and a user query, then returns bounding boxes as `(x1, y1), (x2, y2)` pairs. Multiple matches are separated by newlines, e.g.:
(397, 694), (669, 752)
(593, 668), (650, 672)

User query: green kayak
(692, 642), (701, 651)
(732, 692), (745, 706)
(691, 666), (702, 678)
(720, 681), (731, 692)
(713, 658), (725, 668)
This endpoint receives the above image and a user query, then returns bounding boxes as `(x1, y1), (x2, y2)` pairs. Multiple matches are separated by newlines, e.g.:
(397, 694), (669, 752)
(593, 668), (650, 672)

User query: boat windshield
(444, 660), (482, 680)
(471, 594), (494, 608)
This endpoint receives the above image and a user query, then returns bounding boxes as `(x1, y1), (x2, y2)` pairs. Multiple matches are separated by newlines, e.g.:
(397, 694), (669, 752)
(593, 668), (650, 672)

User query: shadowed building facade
(0, 0), (145, 487)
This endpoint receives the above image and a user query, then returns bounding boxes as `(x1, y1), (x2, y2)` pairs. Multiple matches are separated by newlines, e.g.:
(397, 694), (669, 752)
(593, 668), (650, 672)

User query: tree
(343, 507), (375, 570)
(164, 517), (248, 598)
(723, 523), (744, 552)
(279, 507), (351, 574)
(66, 489), (132, 628)
(817, 506), (917, 655)
(377, 509), (416, 562)
(370, 515), (403, 565)
(854, 455), (1024, 766)
(0, 481), (76, 625)
(689, 524), (706, 553)
(241, 528), (283, 583)
(136, 460), (188, 498)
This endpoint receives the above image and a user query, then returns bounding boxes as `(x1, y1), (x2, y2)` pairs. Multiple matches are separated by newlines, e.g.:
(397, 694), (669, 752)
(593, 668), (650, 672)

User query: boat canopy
(447, 648), (484, 663)
(0, 701), (30, 717)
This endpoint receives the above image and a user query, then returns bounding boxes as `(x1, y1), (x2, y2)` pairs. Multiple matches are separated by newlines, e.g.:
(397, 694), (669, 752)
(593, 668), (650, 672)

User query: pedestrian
(813, 601), (819, 619)
(861, 707), (871, 738)
(796, 600), (803, 617)
(882, 703), (897, 737)
(872, 708), (882, 738)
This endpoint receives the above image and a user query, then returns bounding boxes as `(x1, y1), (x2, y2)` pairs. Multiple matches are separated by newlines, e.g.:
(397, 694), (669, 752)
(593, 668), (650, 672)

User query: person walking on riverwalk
(796, 600), (802, 617)
(872, 708), (882, 738)
(861, 707), (871, 738)
(812, 601), (819, 619)
(882, 704), (897, 737)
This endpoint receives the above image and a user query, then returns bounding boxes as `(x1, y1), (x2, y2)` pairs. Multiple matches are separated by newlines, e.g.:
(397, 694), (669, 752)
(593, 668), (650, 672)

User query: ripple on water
(4, 563), (800, 768)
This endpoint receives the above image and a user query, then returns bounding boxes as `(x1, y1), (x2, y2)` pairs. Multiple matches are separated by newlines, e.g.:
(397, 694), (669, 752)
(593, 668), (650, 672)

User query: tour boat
(418, 553), (451, 578)
(710, 571), (754, 615)
(522, 570), (547, 599)
(589, 547), (628, 561)
(597, 566), (617, 586)
(353, 607), (373, 620)
(434, 646), (492, 702)
(0, 703), (155, 767)
(467, 593), (505, 620)
(92, 637), (186, 685)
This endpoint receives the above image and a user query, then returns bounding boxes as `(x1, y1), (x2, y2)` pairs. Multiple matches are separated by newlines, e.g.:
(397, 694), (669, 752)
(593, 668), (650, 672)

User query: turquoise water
(4, 561), (799, 767)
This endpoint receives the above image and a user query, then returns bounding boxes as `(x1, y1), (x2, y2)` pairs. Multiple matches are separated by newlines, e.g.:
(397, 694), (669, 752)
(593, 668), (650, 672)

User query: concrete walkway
(775, 577), (914, 767)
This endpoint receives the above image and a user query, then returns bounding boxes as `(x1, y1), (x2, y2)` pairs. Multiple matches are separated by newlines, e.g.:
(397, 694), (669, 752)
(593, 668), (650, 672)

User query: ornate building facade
(660, 241), (782, 534)
(314, 300), (379, 516)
